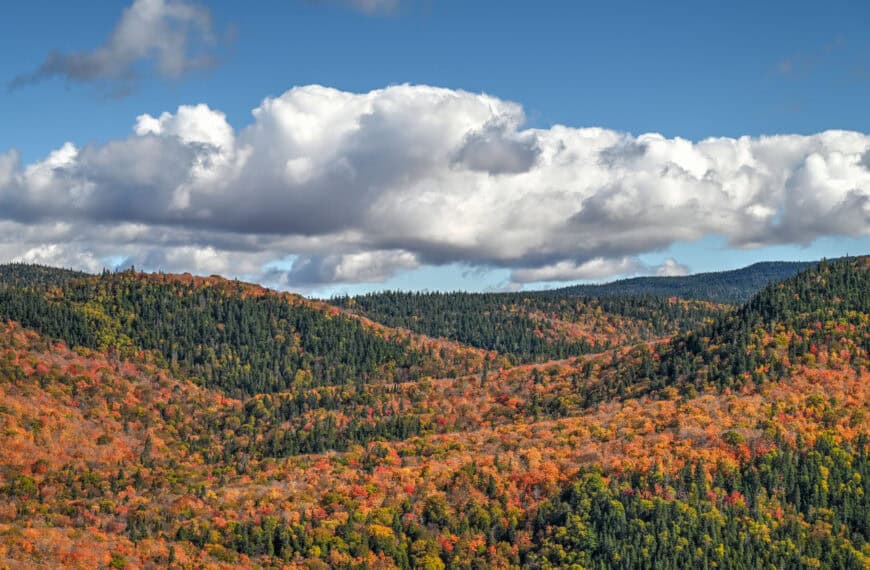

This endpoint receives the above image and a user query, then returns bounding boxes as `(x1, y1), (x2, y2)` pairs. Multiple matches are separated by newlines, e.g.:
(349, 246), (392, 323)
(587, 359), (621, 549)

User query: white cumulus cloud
(0, 84), (867, 289)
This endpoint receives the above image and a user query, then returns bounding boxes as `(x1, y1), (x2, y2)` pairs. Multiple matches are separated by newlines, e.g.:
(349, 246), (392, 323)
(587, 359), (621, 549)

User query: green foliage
(0, 271), (444, 397)
(334, 290), (725, 362)
(3, 474), (38, 499)
(0, 263), (89, 289)
(527, 436), (870, 569)
(0, 287), (96, 347)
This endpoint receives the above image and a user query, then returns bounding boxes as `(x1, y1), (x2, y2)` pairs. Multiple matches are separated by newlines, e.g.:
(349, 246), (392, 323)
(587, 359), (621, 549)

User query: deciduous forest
(0, 257), (867, 569)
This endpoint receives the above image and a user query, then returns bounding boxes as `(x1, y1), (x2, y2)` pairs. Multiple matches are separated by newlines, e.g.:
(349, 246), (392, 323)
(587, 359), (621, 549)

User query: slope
(653, 256), (869, 393)
(0, 270), (489, 398)
(334, 291), (728, 363)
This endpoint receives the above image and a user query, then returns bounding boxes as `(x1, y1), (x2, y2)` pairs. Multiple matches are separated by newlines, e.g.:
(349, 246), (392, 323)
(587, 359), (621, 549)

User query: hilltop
(0, 269), (493, 397)
(0, 263), (89, 288)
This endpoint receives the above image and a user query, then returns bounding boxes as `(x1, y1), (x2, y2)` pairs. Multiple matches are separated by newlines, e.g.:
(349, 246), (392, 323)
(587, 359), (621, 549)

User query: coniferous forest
(0, 258), (867, 569)
(333, 291), (728, 362)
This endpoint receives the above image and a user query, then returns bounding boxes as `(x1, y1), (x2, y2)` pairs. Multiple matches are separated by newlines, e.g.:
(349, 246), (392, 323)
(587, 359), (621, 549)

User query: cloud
(306, 0), (401, 15)
(11, 0), (218, 92)
(452, 119), (541, 175)
(0, 84), (868, 289)
(12, 244), (104, 273)
(655, 257), (690, 277)
(510, 257), (691, 283)
(511, 257), (644, 283)
(275, 250), (420, 286)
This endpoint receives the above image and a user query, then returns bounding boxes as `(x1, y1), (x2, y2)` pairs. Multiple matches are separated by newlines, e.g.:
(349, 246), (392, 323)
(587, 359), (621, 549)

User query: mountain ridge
(548, 260), (816, 303)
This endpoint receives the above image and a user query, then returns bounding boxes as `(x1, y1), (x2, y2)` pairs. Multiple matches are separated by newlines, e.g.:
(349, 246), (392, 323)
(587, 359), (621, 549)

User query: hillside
(564, 256), (870, 405)
(0, 258), (867, 568)
(651, 256), (869, 393)
(334, 291), (728, 363)
(0, 270), (490, 397)
(551, 260), (814, 303)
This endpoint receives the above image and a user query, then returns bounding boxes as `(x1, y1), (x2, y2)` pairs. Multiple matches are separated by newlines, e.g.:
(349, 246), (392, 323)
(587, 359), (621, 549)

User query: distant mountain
(549, 260), (816, 303)
(0, 263), (89, 288)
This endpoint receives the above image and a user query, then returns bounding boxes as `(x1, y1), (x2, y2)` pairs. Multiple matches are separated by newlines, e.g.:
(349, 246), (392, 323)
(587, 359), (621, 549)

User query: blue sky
(0, 0), (868, 295)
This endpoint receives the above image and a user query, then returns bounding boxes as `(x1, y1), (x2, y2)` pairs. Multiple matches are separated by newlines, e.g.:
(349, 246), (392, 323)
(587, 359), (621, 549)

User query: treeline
(0, 263), (89, 288)
(552, 261), (814, 304)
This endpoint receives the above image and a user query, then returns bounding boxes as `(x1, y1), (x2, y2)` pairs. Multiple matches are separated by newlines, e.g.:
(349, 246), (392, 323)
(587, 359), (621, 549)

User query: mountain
(332, 260), (817, 363)
(525, 258), (870, 569)
(550, 260), (815, 303)
(655, 256), (869, 391)
(0, 258), (867, 569)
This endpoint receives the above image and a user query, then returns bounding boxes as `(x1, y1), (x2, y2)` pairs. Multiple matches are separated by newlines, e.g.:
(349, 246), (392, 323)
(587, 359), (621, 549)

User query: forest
(0, 257), (867, 569)
(334, 290), (727, 362)
(0, 263), (87, 288)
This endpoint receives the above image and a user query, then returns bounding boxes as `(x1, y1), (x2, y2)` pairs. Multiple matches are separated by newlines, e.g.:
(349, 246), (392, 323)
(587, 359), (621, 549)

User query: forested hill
(0, 263), (89, 288)
(459, 255), (869, 416)
(526, 257), (870, 568)
(582, 256), (870, 403)
(551, 260), (814, 303)
(333, 291), (728, 362)
(654, 255), (869, 392)
(331, 259), (820, 361)
(0, 271), (484, 397)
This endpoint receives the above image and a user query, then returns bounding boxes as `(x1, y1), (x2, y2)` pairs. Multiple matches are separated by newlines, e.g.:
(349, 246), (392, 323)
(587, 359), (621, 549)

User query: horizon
(0, 256), (832, 299)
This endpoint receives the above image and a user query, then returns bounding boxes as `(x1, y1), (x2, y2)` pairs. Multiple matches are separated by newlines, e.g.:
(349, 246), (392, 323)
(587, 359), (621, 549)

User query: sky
(0, 0), (868, 297)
